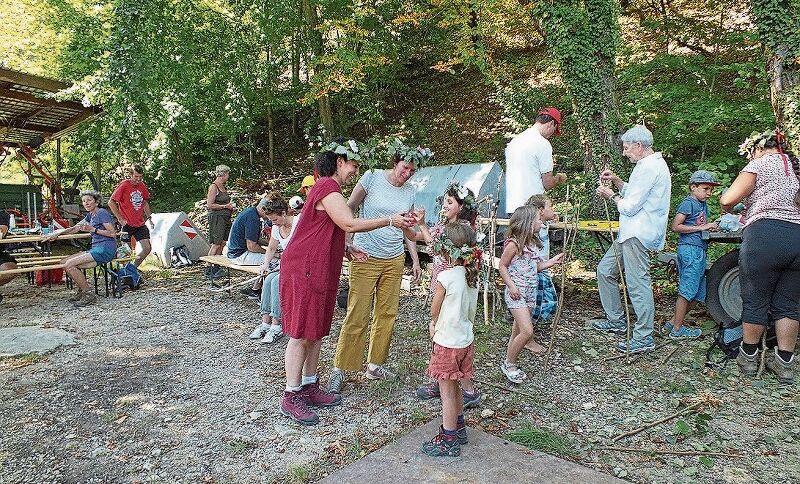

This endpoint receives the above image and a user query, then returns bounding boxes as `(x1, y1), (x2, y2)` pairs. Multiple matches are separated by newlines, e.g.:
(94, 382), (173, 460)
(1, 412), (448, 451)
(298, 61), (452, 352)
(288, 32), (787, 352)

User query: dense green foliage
(0, 0), (793, 214)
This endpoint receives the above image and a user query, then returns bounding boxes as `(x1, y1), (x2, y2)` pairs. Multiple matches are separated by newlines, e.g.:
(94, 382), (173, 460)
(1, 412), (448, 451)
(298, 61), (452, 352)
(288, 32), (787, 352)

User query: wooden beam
(0, 68), (69, 93)
(0, 119), (55, 136)
(0, 87), (88, 111)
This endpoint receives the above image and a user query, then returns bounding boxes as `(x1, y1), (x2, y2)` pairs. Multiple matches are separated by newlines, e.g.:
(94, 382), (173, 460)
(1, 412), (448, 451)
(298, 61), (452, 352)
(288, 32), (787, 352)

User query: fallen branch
(599, 446), (740, 458)
(473, 378), (541, 402)
(611, 402), (703, 442)
(602, 341), (672, 362)
(663, 345), (680, 364)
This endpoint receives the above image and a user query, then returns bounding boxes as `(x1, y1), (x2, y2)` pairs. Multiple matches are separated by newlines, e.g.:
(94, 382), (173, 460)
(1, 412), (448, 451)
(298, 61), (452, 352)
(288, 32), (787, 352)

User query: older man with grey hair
(593, 125), (672, 353)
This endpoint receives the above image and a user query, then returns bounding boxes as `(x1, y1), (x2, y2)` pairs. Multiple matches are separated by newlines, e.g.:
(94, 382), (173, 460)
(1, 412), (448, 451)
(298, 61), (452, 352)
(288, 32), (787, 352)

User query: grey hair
(215, 164), (231, 177)
(620, 125), (654, 147)
(80, 189), (102, 202)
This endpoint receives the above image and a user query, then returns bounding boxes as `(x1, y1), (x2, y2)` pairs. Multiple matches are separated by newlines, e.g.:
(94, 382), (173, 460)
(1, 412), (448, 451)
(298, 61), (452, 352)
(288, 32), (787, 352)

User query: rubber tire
(705, 249), (742, 326)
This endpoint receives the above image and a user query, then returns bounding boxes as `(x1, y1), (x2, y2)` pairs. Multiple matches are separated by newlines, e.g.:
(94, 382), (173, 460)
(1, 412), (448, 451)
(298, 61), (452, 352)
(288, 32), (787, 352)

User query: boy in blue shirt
(664, 170), (721, 339)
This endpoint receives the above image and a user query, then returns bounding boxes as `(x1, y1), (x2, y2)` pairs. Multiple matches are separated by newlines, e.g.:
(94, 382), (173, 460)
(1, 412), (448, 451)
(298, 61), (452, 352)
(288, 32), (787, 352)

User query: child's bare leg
(439, 379), (462, 430)
(672, 297), (696, 330)
(524, 318), (546, 355)
(506, 308), (534, 365)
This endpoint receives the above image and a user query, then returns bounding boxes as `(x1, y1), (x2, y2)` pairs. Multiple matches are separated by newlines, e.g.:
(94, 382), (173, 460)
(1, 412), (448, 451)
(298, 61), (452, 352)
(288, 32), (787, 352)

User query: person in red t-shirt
(109, 164), (153, 267)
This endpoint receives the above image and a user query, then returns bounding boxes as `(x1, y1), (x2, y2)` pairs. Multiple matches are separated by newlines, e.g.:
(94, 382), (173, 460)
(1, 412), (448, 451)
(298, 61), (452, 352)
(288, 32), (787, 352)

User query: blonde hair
(507, 205), (542, 256)
(525, 193), (550, 211)
(215, 164), (231, 177)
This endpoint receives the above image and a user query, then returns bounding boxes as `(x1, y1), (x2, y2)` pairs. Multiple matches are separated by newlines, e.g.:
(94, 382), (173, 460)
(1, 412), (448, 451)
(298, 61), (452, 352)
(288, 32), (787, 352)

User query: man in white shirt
(594, 125), (672, 353)
(504, 107), (568, 214)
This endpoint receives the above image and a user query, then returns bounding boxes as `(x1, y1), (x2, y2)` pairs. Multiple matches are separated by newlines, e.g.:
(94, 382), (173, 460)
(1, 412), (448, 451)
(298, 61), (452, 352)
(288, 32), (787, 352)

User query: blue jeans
(677, 244), (707, 302)
(259, 271), (281, 320)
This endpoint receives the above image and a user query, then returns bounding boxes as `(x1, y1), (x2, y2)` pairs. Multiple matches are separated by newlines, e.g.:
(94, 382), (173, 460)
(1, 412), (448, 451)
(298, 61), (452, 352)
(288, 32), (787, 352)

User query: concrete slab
(320, 420), (624, 483)
(0, 326), (76, 358)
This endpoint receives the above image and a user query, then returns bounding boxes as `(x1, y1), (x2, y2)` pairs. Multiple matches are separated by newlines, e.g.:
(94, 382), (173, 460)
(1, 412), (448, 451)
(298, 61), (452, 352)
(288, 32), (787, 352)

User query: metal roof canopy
(0, 67), (102, 148)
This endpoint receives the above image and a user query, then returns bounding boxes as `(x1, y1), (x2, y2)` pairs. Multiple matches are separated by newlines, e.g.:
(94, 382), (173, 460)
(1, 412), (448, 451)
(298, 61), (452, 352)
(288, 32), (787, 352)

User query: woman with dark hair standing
(44, 190), (117, 307)
(279, 140), (415, 425)
(721, 130), (800, 384)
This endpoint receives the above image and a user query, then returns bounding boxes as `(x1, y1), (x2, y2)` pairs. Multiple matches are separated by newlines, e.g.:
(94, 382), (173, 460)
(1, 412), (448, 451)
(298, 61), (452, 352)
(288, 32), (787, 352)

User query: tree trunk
(300, 0), (334, 138)
(291, 31), (301, 138)
(766, 44), (799, 135)
(267, 104), (275, 168)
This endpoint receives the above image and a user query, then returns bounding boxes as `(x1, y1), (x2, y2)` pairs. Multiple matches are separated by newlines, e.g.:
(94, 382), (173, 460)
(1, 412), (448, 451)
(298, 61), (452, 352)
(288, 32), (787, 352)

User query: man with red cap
(504, 107), (568, 213)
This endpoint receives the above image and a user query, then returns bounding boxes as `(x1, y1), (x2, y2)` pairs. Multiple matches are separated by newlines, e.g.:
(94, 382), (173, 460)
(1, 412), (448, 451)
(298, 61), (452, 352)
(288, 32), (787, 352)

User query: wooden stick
(756, 330), (768, 378)
(472, 378), (541, 402)
(599, 446), (740, 458)
(663, 345), (680, 364)
(544, 203), (579, 369)
(602, 341), (672, 362)
(611, 402), (702, 442)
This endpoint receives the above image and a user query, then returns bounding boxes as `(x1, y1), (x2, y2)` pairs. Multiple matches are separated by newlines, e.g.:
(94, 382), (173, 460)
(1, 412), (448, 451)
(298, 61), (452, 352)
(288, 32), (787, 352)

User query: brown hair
(444, 222), (479, 288)
(507, 205), (542, 255)
(525, 193), (550, 211)
(261, 192), (288, 215)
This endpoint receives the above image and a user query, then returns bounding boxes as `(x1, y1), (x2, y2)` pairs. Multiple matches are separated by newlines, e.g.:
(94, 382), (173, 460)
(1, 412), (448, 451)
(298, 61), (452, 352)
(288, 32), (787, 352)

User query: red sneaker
(301, 381), (342, 407)
(280, 391), (319, 425)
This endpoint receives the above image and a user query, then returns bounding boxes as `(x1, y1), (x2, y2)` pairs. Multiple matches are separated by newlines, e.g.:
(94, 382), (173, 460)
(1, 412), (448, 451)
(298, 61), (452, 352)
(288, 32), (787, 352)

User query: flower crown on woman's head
(431, 230), (483, 267)
(447, 181), (478, 211)
(738, 129), (779, 156)
(321, 139), (363, 161)
(385, 138), (434, 167)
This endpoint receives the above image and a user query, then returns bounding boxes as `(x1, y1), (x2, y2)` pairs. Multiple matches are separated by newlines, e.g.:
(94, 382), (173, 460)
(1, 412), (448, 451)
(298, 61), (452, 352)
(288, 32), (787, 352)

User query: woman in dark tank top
(206, 165), (235, 277)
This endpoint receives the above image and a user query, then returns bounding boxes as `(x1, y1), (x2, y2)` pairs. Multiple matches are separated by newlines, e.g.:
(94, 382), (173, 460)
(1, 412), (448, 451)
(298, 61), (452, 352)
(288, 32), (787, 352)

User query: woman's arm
(206, 184), (222, 210)
(320, 192), (412, 233)
(720, 172), (756, 213)
(259, 237), (280, 274)
(96, 221), (117, 238)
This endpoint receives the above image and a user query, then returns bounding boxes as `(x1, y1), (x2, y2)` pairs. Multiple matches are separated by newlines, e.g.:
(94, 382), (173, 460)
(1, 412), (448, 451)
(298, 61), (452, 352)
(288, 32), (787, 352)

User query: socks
(741, 342), (759, 356)
(442, 426), (458, 437)
(270, 324), (282, 332)
(285, 384), (302, 392)
(777, 349), (794, 363)
(457, 414), (465, 428)
(302, 374), (318, 386)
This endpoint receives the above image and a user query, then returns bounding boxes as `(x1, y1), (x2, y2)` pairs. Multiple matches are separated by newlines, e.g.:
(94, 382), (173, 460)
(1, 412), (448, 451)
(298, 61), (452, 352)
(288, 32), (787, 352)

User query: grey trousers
(596, 238), (655, 340)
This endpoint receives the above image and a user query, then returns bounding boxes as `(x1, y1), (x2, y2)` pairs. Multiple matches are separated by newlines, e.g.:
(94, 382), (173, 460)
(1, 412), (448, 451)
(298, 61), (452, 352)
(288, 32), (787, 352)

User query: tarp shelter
(149, 212), (210, 268)
(407, 162), (506, 226)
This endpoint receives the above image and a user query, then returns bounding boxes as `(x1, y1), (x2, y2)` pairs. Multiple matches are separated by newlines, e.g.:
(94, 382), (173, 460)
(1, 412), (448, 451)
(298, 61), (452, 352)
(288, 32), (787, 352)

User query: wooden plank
(0, 263), (64, 276)
(199, 255), (261, 274)
(0, 233), (91, 245)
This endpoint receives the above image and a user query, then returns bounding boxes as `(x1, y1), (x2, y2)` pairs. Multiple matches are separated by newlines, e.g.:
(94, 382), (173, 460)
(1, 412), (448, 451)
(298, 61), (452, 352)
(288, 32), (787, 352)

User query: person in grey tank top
(329, 153), (422, 391)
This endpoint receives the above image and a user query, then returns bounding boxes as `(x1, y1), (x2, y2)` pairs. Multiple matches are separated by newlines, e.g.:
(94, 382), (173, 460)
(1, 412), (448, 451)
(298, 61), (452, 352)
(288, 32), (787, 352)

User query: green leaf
(698, 456), (714, 468)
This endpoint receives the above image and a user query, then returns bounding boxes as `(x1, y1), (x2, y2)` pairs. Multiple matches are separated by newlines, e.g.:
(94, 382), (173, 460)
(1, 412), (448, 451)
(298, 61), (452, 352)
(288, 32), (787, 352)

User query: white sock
(270, 324), (282, 332)
(302, 374), (318, 385)
(285, 384), (302, 392)
(367, 363), (379, 371)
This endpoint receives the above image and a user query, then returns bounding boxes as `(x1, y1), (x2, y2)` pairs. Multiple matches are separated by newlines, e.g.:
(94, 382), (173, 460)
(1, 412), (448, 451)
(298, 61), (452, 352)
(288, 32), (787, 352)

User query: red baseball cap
(538, 107), (562, 135)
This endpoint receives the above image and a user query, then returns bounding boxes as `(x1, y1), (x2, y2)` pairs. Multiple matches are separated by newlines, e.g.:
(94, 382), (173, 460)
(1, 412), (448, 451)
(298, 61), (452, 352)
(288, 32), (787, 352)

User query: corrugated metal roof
(0, 68), (102, 148)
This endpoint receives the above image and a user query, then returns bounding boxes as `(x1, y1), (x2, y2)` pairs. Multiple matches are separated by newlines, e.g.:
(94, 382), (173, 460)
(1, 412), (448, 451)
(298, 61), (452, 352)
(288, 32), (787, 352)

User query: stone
(0, 326), (76, 358)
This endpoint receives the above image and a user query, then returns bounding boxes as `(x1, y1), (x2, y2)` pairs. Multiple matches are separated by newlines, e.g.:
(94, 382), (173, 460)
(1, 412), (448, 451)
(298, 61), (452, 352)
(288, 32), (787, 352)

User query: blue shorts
(89, 245), (116, 265)
(677, 244), (706, 302)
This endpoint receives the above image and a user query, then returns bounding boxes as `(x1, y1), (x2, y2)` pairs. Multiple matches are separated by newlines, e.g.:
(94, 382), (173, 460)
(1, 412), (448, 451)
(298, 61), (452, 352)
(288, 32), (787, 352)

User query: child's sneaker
(669, 326), (702, 340)
(422, 426), (461, 457)
(261, 328), (284, 344)
(416, 381), (440, 400)
(500, 361), (526, 384)
(462, 389), (481, 409)
(736, 345), (759, 377)
(249, 322), (270, 340)
(456, 424), (468, 445)
(615, 336), (655, 353)
(592, 319), (627, 334)
(661, 321), (674, 335)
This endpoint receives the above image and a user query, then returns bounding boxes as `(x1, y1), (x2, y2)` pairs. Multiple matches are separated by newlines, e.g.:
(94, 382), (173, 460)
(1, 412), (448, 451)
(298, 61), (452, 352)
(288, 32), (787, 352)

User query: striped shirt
(352, 169), (416, 259)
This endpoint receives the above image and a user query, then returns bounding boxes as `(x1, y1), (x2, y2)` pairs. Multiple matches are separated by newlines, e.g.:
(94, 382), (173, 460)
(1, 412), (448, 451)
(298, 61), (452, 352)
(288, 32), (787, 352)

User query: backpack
(117, 263), (143, 290)
(705, 320), (777, 369)
(170, 245), (193, 268)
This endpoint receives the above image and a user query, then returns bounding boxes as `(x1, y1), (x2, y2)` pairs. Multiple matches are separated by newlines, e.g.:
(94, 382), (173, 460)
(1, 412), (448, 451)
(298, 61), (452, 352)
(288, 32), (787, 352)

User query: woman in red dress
(279, 141), (416, 425)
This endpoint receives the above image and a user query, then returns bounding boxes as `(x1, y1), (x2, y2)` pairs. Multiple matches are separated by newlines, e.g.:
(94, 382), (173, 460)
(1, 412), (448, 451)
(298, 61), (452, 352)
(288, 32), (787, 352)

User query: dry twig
(473, 378), (541, 402)
(610, 393), (722, 442)
(599, 446), (740, 458)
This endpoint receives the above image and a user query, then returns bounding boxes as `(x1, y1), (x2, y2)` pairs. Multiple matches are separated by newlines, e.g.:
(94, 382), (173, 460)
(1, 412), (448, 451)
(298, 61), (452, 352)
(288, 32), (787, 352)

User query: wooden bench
(199, 255), (261, 293)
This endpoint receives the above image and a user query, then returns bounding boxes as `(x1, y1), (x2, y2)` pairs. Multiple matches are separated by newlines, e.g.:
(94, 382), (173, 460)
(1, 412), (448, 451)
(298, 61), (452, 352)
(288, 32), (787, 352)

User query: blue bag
(118, 263), (143, 290)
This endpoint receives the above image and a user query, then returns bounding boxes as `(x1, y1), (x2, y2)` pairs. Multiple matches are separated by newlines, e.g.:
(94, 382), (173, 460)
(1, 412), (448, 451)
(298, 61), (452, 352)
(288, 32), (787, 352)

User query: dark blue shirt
(84, 209), (117, 252)
(676, 195), (709, 248)
(227, 206), (262, 258)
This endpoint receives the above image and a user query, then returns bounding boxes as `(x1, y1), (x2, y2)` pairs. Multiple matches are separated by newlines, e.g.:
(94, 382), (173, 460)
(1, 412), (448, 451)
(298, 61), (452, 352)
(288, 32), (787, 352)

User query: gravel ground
(0, 266), (797, 483)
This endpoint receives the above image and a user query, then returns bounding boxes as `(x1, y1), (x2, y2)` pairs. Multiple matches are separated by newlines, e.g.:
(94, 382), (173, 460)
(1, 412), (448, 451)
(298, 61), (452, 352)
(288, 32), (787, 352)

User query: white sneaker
(261, 329), (284, 344)
(249, 322), (270, 340)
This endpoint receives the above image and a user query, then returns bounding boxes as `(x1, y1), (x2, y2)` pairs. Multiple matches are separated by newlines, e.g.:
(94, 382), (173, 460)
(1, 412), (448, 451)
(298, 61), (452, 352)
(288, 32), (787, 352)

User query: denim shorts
(677, 244), (706, 302)
(89, 245), (116, 265)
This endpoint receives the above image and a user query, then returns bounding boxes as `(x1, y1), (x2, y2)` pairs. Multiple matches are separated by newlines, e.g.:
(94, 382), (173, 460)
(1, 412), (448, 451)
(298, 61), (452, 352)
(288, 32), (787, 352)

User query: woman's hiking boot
(67, 290), (85, 303)
(73, 292), (97, 307)
(301, 381), (342, 407)
(279, 391), (319, 426)
(736, 344), (759, 377)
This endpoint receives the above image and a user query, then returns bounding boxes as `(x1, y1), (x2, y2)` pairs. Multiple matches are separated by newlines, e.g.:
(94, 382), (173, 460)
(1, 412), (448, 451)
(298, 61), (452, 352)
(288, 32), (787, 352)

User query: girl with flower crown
(421, 222), (481, 457)
(721, 129), (800, 384)
(410, 182), (483, 408)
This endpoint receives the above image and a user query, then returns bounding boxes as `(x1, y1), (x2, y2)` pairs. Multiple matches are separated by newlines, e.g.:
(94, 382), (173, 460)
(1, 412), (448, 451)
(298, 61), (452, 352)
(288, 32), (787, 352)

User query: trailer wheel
(705, 249), (742, 325)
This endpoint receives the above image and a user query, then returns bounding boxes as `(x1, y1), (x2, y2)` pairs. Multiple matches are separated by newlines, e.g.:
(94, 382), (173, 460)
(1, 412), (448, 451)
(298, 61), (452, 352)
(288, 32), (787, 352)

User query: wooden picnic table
(0, 233), (91, 245)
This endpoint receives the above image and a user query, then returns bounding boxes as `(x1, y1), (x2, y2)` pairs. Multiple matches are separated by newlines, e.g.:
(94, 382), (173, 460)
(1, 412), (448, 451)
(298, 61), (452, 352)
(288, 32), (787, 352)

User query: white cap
(288, 196), (304, 210)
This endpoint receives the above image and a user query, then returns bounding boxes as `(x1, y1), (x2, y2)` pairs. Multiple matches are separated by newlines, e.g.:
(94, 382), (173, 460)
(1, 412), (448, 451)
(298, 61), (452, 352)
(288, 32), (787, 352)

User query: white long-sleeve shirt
(616, 152), (672, 251)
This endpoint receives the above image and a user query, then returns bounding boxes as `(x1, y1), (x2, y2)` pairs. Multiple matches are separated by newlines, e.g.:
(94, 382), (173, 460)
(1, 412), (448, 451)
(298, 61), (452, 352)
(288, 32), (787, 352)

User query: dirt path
(1, 268), (797, 483)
